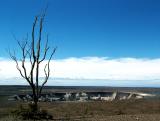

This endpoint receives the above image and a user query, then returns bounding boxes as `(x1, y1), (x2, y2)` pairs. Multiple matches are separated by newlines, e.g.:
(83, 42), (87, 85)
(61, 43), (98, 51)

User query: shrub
(11, 103), (53, 120)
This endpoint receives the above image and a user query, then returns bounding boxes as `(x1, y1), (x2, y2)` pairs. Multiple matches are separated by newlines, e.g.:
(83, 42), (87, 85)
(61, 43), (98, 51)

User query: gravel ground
(83, 114), (160, 121)
(1, 114), (160, 121)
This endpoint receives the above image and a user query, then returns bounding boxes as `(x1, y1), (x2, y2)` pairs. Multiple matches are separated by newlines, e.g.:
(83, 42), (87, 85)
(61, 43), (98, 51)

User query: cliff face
(8, 91), (155, 102)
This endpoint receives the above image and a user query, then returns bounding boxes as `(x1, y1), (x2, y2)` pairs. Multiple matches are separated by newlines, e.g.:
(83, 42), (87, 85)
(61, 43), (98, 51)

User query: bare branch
(32, 16), (38, 60)
(26, 47), (33, 65)
(39, 47), (57, 95)
(9, 51), (28, 81)
(10, 11), (56, 106)
(35, 14), (46, 99)
(39, 35), (49, 63)
(39, 64), (48, 95)
(28, 16), (38, 86)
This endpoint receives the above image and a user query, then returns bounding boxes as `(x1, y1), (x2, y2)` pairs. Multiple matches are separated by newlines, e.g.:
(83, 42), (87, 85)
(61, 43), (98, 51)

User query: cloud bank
(0, 57), (160, 86)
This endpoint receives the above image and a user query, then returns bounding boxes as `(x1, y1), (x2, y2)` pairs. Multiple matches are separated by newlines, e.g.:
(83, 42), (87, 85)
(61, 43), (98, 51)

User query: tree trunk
(32, 85), (38, 111)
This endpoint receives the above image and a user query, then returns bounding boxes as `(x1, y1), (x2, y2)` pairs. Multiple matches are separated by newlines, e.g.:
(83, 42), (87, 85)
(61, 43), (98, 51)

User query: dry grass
(2, 114), (160, 121)
(1, 99), (160, 120)
(37, 99), (160, 118)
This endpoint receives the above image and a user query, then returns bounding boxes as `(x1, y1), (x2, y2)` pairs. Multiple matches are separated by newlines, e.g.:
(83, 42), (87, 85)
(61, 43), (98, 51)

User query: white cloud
(53, 57), (160, 80)
(0, 57), (160, 86)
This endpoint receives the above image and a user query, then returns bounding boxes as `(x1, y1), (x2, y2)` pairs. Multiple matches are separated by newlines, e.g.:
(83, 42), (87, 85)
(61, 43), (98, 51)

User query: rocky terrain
(81, 114), (160, 121)
(0, 86), (160, 121)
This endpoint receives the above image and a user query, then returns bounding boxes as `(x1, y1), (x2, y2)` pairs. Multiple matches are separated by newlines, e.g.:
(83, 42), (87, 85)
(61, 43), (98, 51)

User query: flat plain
(1, 86), (160, 121)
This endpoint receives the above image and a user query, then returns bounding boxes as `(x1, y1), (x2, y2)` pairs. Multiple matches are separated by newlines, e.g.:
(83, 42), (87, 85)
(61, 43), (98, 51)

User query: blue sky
(0, 0), (160, 58)
(0, 0), (160, 86)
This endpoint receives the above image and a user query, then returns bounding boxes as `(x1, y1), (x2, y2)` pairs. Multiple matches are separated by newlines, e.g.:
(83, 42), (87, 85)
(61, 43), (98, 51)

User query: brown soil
(81, 114), (160, 121)
(1, 99), (160, 120)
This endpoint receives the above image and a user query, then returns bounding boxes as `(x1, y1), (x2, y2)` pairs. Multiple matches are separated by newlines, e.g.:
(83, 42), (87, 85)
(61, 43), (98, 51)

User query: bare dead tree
(9, 13), (57, 108)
